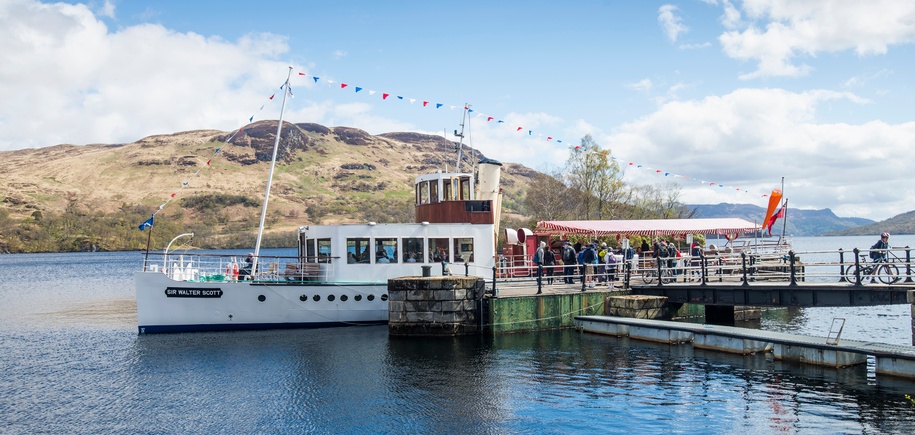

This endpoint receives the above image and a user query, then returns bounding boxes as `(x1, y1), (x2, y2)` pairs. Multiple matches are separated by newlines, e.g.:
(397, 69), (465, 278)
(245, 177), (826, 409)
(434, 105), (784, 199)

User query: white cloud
(605, 87), (915, 220)
(333, 49), (348, 59)
(719, 0), (915, 79)
(627, 78), (654, 92)
(658, 5), (688, 43)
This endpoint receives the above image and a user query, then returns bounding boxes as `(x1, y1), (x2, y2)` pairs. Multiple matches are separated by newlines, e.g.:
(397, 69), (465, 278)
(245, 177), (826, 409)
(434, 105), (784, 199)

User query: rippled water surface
(2, 241), (915, 433)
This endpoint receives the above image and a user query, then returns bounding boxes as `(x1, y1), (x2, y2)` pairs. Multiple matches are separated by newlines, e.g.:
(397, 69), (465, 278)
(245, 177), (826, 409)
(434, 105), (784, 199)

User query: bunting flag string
(137, 82), (286, 230)
(292, 71), (759, 196)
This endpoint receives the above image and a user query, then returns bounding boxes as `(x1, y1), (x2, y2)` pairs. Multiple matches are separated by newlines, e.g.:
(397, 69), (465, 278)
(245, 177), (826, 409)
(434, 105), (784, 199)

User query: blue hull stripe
(138, 320), (387, 334)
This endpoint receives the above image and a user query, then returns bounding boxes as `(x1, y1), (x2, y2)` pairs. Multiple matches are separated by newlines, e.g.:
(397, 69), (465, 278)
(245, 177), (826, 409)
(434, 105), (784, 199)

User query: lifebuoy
(725, 233), (738, 241)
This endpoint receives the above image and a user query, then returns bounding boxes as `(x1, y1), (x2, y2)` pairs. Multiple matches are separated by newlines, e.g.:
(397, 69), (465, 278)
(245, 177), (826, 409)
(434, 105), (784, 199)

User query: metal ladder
(826, 318), (845, 345)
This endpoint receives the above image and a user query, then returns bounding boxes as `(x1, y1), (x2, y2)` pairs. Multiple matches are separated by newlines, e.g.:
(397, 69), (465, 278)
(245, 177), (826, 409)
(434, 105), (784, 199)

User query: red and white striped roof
(534, 218), (760, 237)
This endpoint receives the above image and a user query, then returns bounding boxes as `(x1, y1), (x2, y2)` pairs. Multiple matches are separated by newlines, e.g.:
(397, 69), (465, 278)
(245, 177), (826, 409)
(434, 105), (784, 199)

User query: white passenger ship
(135, 69), (502, 333)
(135, 157), (502, 333)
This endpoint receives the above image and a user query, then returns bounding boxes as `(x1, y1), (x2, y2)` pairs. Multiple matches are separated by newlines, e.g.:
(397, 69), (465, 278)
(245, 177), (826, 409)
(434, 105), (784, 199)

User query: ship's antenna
(454, 104), (469, 172)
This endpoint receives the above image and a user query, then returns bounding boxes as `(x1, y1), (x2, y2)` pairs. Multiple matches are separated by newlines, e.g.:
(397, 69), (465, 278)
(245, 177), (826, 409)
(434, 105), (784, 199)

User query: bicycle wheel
(877, 263), (900, 284)
(641, 270), (656, 284)
(843, 264), (861, 282)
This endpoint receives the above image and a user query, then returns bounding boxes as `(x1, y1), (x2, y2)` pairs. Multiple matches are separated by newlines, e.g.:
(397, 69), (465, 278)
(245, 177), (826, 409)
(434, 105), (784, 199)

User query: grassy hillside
(0, 121), (536, 251)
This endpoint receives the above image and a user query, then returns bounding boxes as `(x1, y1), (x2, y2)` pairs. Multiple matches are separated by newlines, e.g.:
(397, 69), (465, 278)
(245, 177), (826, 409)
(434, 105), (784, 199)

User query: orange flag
(762, 189), (783, 227)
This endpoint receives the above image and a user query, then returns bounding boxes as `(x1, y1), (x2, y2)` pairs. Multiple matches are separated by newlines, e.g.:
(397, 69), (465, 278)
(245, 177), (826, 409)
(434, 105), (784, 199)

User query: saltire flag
(138, 215), (154, 231)
(766, 207), (786, 235)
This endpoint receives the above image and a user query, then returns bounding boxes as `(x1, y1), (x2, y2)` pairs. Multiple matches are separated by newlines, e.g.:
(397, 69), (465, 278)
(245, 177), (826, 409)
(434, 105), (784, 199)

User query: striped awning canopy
(534, 218), (760, 237)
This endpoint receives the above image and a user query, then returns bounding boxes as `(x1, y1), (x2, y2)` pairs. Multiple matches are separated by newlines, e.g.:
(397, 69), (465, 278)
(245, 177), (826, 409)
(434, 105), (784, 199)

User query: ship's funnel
(477, 158), (502, 202)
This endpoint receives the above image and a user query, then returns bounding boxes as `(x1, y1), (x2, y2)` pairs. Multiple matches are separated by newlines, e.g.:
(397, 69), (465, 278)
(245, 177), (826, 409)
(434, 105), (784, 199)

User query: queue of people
(529, 237), (709, 287)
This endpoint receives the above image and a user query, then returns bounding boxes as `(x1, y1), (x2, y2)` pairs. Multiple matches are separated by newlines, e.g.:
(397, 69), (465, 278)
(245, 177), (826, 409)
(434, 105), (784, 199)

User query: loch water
(2, 237), (915, 433)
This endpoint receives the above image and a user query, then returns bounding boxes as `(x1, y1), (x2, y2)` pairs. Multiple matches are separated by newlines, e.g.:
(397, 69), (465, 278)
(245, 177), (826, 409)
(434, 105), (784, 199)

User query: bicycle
(844, 255), (900, 284)
(641, 259), (675, 284)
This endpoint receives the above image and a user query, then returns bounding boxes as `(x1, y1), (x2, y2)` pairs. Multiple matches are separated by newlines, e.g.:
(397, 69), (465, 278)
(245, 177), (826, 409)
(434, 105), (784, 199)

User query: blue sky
(3, 0), (915, 222)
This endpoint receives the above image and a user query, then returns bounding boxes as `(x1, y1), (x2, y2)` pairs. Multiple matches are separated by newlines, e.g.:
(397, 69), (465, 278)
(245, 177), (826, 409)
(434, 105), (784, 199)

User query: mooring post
(464, 262), (469, 277)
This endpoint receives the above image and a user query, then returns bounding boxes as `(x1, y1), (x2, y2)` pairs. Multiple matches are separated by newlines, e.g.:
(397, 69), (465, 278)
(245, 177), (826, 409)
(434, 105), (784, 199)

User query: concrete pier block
(875, 357), (915, 379)
(606, 295), (669, 320)
(693, 335), (771, 355)
(389, 276), (482, 336)
(773, 344), (867, 367)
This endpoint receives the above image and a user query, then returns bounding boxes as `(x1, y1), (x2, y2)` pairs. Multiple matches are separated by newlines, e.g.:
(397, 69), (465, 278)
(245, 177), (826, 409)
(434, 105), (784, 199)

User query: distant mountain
(689, 203), (874, 236)
(822, 210), (915, 236)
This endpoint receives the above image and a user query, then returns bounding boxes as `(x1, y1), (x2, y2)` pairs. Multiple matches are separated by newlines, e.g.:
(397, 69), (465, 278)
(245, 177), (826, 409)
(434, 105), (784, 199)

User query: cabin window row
(303, 237), (475, 264)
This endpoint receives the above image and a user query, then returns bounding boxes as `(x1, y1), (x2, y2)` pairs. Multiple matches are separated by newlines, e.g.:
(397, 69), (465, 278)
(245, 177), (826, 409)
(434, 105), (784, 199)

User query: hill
(822, 210), (915, 236)
(0, 121), (538, 250)
(689, 203), (874, 236)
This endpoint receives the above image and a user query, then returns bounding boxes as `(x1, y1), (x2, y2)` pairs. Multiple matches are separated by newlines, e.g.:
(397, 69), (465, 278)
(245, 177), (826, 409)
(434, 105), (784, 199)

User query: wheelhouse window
(460, 177), (471, 200)
(417, 181), (430, 205)
(430, 180), (439, 204)
(454, 238), (474, 263)
(402, 237), (423, 263)
(347, 238), (371, 264)
(429, 238), (450, 263)
(375, 238), (398, 264)
(443, 179), (454, 202)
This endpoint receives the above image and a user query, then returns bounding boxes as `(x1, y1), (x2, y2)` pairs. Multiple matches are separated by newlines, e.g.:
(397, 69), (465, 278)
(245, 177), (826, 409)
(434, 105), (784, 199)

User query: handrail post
(537, 264), (543, 294)
(625, 260), (631, 289)
(905, 246), (913, 283)
(740, 252), (749, 286)
(852, 248), (862, 286)
(788, 250), (798, 286)
(491, 266), (498, 297)
(699, 251), (708, 286)
(838, 248), (847, 283)
(581, 263), (586, 292)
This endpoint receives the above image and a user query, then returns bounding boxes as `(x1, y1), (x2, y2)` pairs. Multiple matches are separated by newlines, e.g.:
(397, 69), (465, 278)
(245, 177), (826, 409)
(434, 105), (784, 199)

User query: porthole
(354, 295), (362, 301)
(328, 294), (336, 302)
(381, 294), (388, 301)
(313, 295), (321, 302)
(340, 295), (348, 302)
(367, 294), (375, 301)
(299, 295), (307, 302)
(257, 295), (266, 302)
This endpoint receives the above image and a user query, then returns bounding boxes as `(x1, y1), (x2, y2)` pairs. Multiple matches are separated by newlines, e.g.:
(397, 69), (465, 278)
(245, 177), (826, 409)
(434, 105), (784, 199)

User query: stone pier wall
(388, 276), (485, 336)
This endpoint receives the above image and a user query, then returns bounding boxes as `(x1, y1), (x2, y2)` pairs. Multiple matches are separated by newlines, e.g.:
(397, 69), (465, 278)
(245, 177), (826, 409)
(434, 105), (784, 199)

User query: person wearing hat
(561, 241), (577, 284)
(597, 243), (608, 284)
(239, 252), (254, 280)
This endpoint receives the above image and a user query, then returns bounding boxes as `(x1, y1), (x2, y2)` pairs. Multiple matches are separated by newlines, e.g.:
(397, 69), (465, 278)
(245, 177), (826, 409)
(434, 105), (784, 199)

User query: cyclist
(869, 232), (890, 262)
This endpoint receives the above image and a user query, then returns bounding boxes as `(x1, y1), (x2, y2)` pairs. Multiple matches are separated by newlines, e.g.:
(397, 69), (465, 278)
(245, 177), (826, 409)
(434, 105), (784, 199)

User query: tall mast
(253, 66), (294, 273)
(454, 104), (469, 172)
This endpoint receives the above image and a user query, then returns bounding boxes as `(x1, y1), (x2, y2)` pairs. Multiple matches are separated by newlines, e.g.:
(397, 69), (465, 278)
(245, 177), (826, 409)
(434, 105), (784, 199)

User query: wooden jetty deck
(576, 315), (915, 380)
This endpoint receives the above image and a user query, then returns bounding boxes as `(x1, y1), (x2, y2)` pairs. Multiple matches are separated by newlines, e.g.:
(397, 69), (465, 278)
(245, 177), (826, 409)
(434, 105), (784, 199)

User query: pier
(575, 315), (915, 379)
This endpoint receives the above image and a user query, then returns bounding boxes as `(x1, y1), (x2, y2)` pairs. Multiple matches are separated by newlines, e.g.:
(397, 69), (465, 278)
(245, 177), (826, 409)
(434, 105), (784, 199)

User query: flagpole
(252, 66), (294, 276)
(780, 177), (787, 242)
(143, 220), (153, 271)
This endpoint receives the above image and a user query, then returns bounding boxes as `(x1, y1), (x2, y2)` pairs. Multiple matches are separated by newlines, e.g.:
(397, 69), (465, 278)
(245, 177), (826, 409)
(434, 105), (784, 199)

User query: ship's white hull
(135, 271), (388, 333)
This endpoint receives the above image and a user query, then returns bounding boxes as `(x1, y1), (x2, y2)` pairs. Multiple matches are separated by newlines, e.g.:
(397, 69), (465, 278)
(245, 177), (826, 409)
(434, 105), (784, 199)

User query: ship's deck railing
(141, 252), (338, 283)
